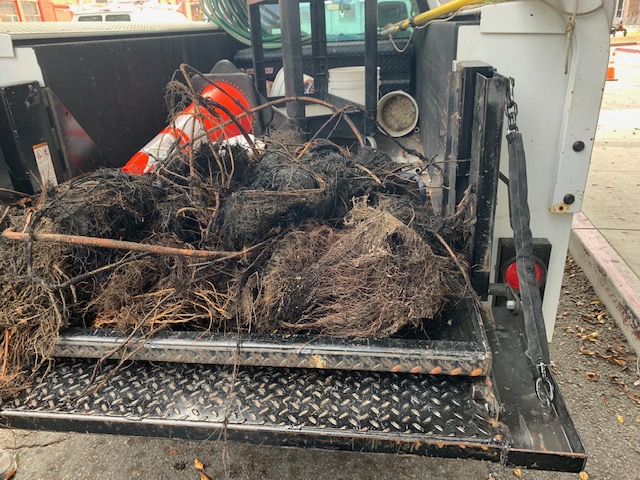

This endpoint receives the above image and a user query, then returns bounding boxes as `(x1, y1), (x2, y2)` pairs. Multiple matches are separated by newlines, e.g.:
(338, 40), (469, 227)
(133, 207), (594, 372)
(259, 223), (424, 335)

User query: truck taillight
(504, 261), (544, 291)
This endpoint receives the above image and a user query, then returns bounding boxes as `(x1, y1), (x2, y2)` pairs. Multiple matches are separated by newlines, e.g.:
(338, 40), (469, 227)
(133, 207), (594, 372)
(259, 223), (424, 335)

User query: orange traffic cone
(606, 51), (617, 81)
(123, 82), (253, 175)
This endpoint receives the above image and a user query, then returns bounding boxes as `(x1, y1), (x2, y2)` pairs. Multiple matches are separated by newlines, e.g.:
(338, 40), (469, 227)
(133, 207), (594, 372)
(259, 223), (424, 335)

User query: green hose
(201, 0), (312, 49)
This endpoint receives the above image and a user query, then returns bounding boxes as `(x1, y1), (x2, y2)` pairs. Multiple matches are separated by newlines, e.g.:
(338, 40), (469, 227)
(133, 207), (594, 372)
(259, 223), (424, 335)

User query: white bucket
(270, 68), (314, 97)
(376, 90), (419, 137)
(328, 66), (381, 106)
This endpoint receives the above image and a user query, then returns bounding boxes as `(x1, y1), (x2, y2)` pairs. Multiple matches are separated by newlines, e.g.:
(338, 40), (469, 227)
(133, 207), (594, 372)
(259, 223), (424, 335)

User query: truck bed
(0, 307), (586, 472)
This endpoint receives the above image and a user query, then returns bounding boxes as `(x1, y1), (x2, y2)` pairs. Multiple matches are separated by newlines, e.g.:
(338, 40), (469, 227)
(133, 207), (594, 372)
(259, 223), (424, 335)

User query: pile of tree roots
(0, 70), (474, 400)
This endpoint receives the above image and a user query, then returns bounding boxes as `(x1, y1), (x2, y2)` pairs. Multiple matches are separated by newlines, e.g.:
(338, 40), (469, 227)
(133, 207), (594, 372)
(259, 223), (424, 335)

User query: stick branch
(2, 229), (256, 259)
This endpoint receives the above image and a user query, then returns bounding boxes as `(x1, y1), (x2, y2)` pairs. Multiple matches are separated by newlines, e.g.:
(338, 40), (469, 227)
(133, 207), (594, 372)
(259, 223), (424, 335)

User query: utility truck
(0, 0), (613, 473)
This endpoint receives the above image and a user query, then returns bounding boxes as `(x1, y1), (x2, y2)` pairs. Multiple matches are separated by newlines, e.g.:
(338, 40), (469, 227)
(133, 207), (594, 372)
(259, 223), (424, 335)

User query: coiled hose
(201, 0), (311, 49)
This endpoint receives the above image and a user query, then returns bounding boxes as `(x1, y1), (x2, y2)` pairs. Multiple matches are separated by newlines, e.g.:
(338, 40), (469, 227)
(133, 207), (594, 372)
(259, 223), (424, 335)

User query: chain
(535, 362), (555, 407)
(506, 77), (519, 132)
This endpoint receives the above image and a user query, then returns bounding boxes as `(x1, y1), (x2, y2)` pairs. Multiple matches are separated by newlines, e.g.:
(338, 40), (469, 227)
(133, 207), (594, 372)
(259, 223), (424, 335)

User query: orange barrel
(123, 82), (253, 174)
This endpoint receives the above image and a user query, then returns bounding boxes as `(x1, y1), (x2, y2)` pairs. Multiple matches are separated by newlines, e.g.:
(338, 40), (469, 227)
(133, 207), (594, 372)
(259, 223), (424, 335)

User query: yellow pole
(381, 0), (486, 36)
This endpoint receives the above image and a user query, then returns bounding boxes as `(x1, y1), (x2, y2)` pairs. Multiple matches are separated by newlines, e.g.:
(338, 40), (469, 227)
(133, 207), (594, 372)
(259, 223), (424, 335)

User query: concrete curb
(614, 46), (640, 53)
(569, 213), (640, 356)
(610, 40), (640, 47)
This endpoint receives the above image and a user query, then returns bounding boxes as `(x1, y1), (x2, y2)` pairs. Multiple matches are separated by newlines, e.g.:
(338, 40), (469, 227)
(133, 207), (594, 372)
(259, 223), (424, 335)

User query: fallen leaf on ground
(579, 471), (589, 480)
(603, 395), (610, 406)
(628, 393), (640, 405)
(611, 357), (628, 366)
(586, 372), (600, 382)
(610, 375), (625, 385)
(596, 352), (628, 366)
(587, 332), (601, 342)
(199, 473), (210, 480)
(167, 448), (177, 455)
(194, 458), (205, 471)
(513, 467), (522, 478)
(634, 379), (640, 387)
(617, 414), (624, 424)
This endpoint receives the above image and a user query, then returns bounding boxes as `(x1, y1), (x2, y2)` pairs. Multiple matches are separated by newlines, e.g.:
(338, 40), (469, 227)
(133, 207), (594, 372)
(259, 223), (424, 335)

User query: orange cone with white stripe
(123, 82), (253, 175)
(606, 51), (617, 81)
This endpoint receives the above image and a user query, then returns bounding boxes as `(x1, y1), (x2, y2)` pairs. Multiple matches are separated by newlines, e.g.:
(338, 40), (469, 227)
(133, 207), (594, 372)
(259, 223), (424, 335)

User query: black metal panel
(53, 299), (492, 376)
(456, 64), (493, 174)
(414, 19), (477, 215)
(415, 22), (459, 160)
(488, 307), (587, 472)
(0, 144), (16, 201)
(364, 0), (378, 129)
(42, 87), (109, 177)
(468, 73), (508, 298)
(309, 0), (328, 95)
(441, 62), (494, 218)
(0, 82), (66, 194)
(249, 3), (268, 98)
(443, 71), (461, 217)
(279, 0), (305, 119)
(1, 358), (505, 461)
(453, 62), (493, 205)
(33, 31), (241, 169)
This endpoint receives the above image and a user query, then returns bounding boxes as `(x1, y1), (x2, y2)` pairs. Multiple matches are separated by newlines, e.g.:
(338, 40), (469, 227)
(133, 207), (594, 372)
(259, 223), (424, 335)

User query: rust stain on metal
(551, 203), (571, 214)
(310, 355), (327, 369)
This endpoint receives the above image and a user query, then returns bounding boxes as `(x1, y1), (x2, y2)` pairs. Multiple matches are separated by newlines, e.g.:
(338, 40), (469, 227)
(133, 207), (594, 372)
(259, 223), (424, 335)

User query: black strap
(506, 131), (550, 366)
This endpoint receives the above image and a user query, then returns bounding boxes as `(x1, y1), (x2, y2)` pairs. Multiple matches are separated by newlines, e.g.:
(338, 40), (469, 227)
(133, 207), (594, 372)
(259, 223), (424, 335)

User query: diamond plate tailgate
(1, 359), (506, 461)
(52, 299), (492, 376)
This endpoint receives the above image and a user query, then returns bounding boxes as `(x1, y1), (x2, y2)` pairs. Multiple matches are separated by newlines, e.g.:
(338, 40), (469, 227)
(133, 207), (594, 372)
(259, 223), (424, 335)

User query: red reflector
(505, 261), (542, 291)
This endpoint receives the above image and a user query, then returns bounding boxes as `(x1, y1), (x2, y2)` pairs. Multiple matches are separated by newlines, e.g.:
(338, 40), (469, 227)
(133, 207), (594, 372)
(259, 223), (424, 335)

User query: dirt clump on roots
(220, 149), (335, 249)
(244, 202), (462, 338)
